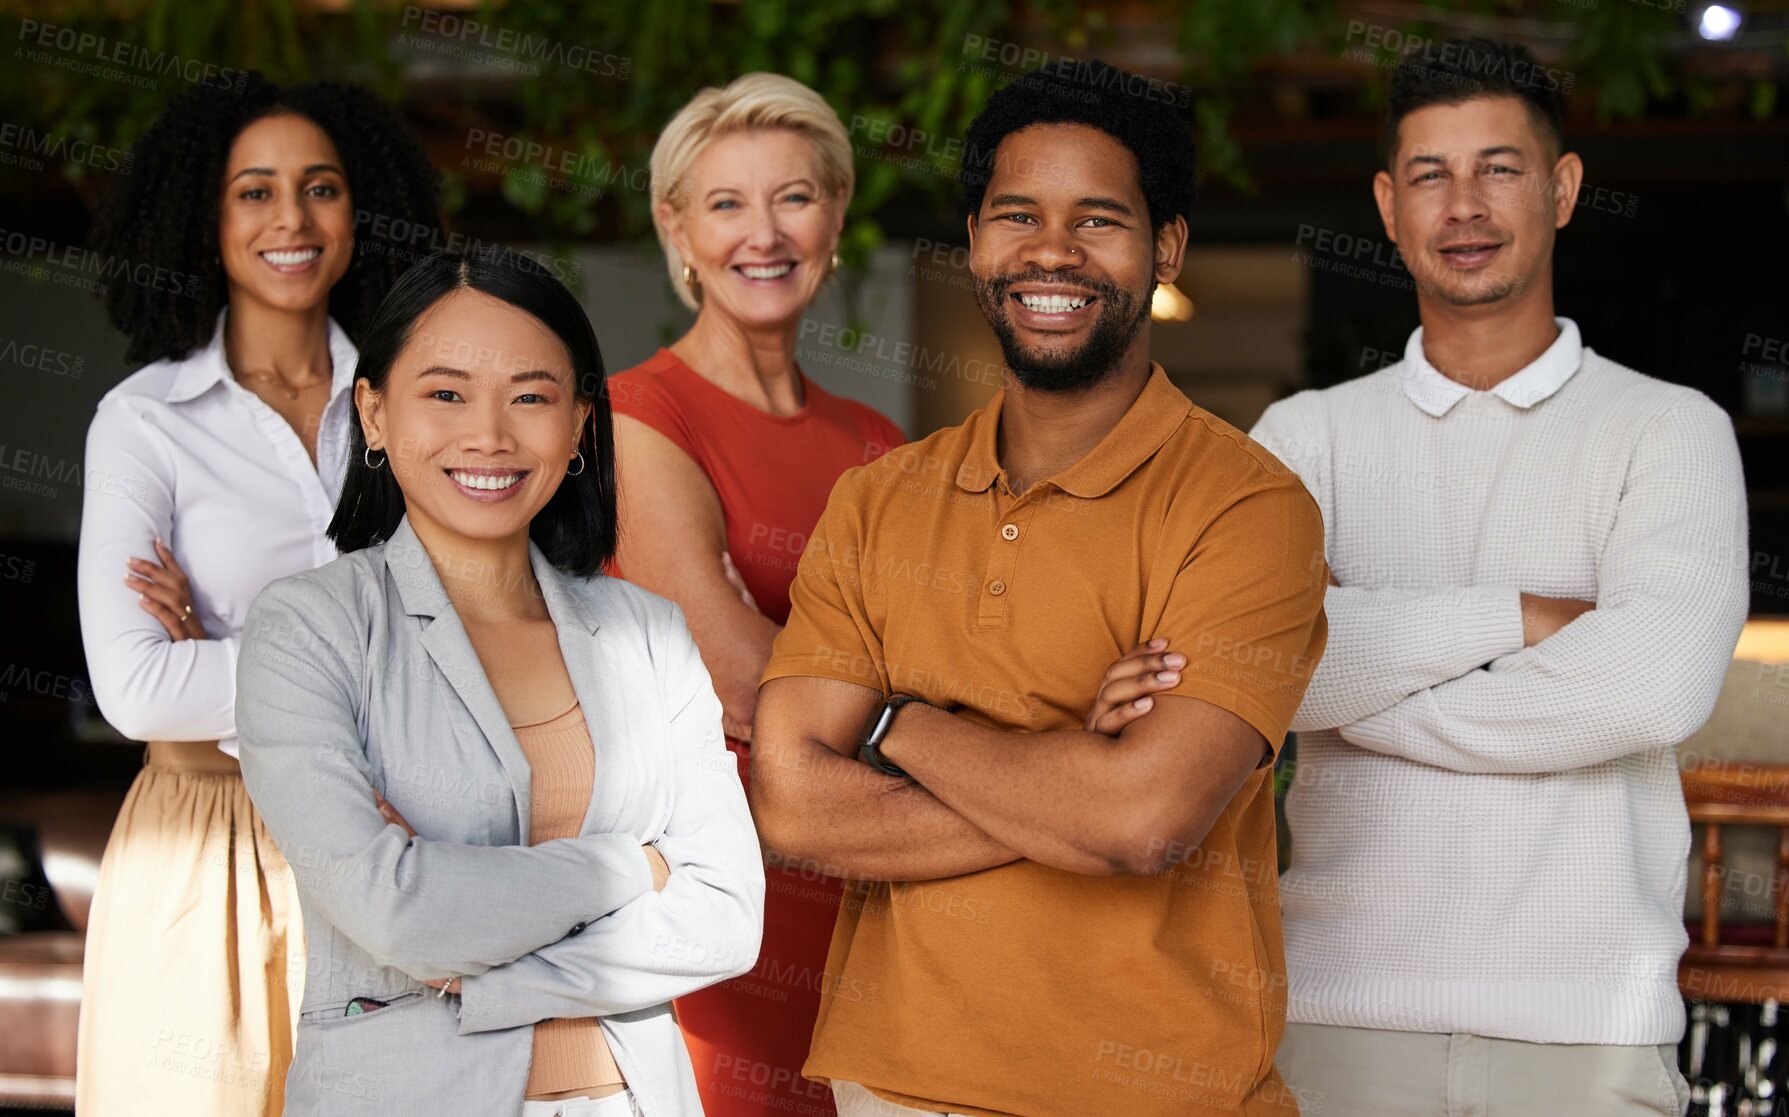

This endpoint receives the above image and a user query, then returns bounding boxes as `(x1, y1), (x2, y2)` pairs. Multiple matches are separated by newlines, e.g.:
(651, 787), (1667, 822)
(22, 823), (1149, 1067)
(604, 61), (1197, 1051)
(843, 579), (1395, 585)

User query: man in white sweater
(1251, 37), (1748, 1116)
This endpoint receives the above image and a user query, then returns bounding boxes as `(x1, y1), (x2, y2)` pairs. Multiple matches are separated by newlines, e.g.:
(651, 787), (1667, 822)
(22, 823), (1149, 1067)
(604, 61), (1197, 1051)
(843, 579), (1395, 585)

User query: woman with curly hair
(74, 73), (440, 1116)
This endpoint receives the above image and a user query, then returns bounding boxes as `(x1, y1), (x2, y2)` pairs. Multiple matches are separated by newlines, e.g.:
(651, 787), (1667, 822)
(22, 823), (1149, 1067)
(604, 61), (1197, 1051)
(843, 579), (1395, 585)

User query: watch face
(872, 703), (900, 743)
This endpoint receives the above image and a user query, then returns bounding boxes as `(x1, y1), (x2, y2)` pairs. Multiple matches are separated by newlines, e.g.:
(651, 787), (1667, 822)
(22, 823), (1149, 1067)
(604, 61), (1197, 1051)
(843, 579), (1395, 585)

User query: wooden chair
(1678, 761), (1789, 1004)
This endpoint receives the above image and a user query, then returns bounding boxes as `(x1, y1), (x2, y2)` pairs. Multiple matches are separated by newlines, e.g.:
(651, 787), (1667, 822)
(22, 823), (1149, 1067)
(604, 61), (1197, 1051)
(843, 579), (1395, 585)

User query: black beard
(972, 268), (1150, 392)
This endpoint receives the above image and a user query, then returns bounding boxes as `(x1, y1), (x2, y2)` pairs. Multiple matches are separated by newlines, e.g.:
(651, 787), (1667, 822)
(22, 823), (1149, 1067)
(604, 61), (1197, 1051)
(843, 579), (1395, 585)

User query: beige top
(511, 700), (624, 1097)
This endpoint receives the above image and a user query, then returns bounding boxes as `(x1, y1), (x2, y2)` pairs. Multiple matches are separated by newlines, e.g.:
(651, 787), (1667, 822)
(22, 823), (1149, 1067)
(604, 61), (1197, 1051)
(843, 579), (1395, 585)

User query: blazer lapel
(528, 549), (633, 837)
(384, 516), (534, 842)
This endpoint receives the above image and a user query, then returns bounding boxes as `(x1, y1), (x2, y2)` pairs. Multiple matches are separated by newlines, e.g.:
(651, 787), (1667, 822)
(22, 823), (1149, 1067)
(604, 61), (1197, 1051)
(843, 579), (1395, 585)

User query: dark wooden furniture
(1679, 762), (1789, 1005)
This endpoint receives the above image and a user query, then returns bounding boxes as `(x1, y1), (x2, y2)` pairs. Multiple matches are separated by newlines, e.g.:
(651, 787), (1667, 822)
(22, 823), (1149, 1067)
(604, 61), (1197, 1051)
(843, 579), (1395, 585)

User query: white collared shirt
(1400, 316), (1583, 417)
(76, 308), (358, 755)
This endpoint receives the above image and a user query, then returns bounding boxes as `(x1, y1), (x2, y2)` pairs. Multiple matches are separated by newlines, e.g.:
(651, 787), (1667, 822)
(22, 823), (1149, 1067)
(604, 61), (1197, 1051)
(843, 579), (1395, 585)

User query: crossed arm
(751, 674), (1270, 879)
(79, 400), (240, 742)
(452, 604), (764, 1033)
(751, 462), (1326, 881)
(612, 414), (781, 741)
(1252, 397), (1749, 774)
(236, 583), (663, 983)
(239, 583), (764, 1025)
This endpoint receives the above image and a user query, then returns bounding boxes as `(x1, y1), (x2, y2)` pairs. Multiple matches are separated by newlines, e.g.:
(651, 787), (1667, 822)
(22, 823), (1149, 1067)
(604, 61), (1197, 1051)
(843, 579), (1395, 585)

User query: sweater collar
(1400, 317), (1582, 418)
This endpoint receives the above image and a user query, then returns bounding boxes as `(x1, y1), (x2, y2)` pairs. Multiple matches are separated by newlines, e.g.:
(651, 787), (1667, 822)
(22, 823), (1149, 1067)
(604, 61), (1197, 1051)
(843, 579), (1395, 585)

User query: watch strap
(859, 694), (922, 778)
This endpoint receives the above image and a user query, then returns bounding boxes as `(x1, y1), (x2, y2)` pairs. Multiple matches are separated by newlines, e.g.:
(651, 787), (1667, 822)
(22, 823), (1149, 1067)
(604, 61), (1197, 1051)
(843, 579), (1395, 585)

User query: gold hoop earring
(681, 264), (699, 294)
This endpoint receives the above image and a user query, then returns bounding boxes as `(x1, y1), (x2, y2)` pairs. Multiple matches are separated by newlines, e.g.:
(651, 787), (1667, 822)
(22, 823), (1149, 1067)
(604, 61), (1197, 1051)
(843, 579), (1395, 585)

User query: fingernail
(1148, 638), (1166, 648)
(1134, 697), (1153, 709)
(1164, 654), (1185, 667)
(1157, 671), (1179, 683)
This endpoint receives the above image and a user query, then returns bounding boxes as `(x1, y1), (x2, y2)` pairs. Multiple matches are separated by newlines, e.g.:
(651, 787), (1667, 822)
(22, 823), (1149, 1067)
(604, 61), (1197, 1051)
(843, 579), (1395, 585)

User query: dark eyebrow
(228, 163), (345, 184)
(1404, 153), (1449, 171)
(1478, 146), (1524, 160)
(986, 193), (1037, 209)
(1075, 196), (1134, 216)
(417, 365), (564, 385)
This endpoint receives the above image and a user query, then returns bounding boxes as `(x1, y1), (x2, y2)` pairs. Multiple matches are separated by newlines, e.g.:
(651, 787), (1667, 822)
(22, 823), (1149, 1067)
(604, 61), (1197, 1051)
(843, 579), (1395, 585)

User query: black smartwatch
(859, 694), (926, 778)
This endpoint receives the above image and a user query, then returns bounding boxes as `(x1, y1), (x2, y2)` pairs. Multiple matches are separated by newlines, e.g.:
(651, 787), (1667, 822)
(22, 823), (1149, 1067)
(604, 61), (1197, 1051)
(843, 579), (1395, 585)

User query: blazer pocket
(298, 990), (426, 1028)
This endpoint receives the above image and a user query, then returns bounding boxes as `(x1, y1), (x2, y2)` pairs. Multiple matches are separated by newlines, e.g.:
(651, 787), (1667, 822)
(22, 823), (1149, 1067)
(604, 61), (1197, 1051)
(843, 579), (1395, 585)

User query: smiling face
(218, 112), (355, 315)
(1374, 95), (1581, 309)
(659, 128), (843, 329)
(356, 287), (591, 547)
(967, 123), (1184, 392)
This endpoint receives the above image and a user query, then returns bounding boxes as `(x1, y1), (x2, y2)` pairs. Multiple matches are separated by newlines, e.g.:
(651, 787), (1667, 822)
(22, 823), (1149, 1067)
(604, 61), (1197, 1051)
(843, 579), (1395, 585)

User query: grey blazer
(236, 515), (764, 1116)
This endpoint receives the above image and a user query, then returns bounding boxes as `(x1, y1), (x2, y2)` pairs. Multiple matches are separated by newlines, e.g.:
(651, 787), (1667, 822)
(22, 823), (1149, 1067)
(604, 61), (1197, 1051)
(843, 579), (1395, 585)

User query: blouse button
(989, 580), (1007, 596)
(1000, 523), (1020, 541)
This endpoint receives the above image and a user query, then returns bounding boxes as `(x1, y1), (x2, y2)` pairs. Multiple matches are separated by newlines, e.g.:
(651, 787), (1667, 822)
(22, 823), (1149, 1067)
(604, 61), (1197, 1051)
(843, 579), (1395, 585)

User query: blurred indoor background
(0, 1), (1784, 1112)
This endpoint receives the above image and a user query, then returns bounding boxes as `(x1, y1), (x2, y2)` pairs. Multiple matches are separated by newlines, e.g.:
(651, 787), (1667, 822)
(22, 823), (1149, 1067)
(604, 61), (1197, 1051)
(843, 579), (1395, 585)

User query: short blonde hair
(650, 72), (855, 311)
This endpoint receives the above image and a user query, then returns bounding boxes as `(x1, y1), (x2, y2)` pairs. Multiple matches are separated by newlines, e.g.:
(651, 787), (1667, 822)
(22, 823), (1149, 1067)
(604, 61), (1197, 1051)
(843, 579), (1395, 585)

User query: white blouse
(77, 308), (357, 756)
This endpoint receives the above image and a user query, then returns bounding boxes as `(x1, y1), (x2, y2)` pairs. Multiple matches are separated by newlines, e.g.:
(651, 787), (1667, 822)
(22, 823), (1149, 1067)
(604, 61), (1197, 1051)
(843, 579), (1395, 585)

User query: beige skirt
(75, 741), (306, 1116)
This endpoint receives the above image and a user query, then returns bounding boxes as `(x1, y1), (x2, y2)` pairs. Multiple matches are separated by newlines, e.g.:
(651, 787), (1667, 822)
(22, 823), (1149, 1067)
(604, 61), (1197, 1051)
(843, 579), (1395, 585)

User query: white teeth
(1018, 293), (1090, 312)
(262, 248), (321, 266)
(449, 471), (522, 491)
(739, 263), (793, 279)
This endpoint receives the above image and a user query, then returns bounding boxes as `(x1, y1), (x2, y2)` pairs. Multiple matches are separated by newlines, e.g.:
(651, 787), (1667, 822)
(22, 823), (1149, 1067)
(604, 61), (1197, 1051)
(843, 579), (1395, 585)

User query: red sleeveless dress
(606, 348), (905, 1117)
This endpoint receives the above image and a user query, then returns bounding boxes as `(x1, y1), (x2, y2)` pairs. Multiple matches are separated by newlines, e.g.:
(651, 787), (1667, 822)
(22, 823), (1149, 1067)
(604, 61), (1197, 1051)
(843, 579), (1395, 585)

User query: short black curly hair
(1383, 37), (1566, 167)
(91, 73), (441, 366)
(959, 58), (1196, 231)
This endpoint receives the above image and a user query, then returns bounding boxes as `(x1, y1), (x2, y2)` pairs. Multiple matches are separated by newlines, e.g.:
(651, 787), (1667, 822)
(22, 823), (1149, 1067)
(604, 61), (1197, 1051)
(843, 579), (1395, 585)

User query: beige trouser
(1277, 1022), (1690, 1117)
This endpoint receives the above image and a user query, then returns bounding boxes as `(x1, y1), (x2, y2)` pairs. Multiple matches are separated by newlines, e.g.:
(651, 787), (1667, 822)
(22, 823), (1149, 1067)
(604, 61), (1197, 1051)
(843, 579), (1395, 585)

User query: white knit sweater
(1249, 318), (1749, 1046)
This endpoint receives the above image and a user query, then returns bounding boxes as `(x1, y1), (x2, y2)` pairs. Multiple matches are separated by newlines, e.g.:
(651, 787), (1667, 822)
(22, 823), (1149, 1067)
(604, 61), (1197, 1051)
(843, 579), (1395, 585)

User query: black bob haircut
(328, 248), (618, 578)
(91, 73), (441, 366)
(959, 58), (1197, 232)
(1382, 37), (1566, 168)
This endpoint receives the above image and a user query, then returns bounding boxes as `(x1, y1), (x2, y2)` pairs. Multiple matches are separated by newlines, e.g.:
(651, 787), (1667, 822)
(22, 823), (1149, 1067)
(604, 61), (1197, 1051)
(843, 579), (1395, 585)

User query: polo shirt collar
(165, 306), (358, 405)
(1401, 316), (1582, 417)
(954, 362), (1191, 498)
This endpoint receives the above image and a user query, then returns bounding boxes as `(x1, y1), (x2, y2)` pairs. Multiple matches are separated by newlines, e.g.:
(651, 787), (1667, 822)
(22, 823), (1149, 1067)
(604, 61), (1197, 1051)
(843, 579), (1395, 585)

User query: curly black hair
(1383, 37), (1566, 167)
(959, 58), (1196, 231)
(91, 73), (442, 366)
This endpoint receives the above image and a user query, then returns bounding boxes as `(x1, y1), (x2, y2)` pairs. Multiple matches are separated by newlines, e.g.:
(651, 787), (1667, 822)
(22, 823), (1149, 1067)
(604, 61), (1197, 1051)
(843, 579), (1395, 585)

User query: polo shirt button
(570, 922), (588, 935)
(989, 579), (1007, 595)
(1000, 523), (1019, 541)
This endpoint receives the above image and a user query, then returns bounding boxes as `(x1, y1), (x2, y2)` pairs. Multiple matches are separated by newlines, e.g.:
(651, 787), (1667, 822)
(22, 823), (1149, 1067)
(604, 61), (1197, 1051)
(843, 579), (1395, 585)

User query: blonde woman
(605, 73), (904, 1117)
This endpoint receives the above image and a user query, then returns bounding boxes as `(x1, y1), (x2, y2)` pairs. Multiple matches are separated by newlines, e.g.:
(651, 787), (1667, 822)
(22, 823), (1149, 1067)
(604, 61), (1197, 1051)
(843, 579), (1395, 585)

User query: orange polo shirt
(761, 364), (1327, 1117)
